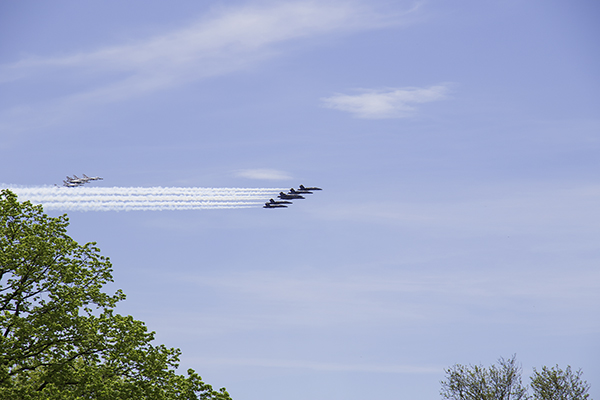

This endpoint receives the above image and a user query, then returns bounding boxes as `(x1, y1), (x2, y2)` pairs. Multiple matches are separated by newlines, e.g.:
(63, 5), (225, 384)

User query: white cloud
(1, 2), (409, 101)
(321, 85), (449, 119)
(0, 1), (419, 138)
(236, 168), (292, 180)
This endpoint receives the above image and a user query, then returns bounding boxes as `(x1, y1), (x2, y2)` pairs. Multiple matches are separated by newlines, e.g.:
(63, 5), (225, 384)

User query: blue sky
(1, 1), (599, 399)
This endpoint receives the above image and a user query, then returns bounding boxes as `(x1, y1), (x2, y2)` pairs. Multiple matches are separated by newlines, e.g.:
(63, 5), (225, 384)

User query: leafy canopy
(441, 355), (527, 400)
(0, 189), (231, 400)
(530, 365), (590, 400)
(441, 355), (591, 400)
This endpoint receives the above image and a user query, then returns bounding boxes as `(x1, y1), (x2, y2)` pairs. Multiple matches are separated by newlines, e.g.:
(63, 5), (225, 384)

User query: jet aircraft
(299, 185), (322, 191)
(65, 174), (104, 186)
(63, 180), (83, 187)
(264, 202), (288, 208)
(82, 174), (103, 181)
(278, 192), (305, 200)
(269, 198), (292, 205)
(66, 175), (86, 184)
(289, 188), (312, 195)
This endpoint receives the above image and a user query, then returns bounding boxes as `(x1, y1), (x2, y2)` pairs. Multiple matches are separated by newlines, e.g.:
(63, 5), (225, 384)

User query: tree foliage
(441, 356), (591, 400)
(0, 189), (231, 399)
(530, 365), (590, 400)
(441, 355), (527, 400)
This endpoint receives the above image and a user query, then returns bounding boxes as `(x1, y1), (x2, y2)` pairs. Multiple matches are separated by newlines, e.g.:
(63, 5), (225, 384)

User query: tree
(440, 355), (528, 400)
(441, 356), (593, 400)
(530, 365), (590, 400)
(0, 189), (231, 399)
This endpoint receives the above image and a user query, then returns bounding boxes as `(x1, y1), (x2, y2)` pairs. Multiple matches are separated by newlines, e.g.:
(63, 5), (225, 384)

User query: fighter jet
(299, 185), (322, 191)
(82, 174), (103, 181)
(268, 198), (292, 205)
(289, 188), (312, 195)
(66, 175), (86, 184)
(263, 202), (288, 208)
(278, 192), (305, 200)
(63, 180), (83, 187)
(65, 174), (103, 186)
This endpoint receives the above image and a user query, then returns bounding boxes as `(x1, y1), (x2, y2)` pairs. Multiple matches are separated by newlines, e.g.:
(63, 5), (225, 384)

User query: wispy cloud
(189, 357), (440, 374)
(141, 263), (600, 336)
(3, 2), (389, 83)
(0, 1), (417, 136)
(235, 168), (292, 180)
(321, 85), (450, 119)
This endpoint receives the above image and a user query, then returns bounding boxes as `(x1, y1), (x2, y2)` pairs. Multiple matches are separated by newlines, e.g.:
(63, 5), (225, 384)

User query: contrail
(5, 186), (288, 211)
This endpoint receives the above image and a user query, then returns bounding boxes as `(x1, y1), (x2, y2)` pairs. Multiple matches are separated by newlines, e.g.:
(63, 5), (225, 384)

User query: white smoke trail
(5, 186), (288, 211)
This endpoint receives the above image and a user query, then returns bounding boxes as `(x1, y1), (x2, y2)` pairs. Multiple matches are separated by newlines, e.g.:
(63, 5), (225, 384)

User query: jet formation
(263, 185), (322, 209)
(62, 174), (103, 187)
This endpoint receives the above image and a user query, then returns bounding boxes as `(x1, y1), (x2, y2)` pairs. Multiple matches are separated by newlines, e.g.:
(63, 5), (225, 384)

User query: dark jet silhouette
(300, 185), (322, 191)
(289, 188), (312, 195)
(269, 198), (292, 204)
(278, 192), (305, 200)
(264, 202), (288, 208)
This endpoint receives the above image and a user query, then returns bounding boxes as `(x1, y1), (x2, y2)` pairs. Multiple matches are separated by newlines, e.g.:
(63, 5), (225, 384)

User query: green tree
(0, 189), (231, 400)
(440, 355), (528, 400)
(530, 365), (590, 400)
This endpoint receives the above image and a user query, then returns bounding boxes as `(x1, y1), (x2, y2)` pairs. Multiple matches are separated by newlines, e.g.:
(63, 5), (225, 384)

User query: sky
(1, 1), (599, 399)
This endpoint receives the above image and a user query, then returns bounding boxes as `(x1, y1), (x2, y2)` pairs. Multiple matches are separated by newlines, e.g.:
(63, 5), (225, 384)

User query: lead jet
(268, 198), (292, 205)
(278, 192), (305, 200)
(264, 202), (287, 208)
(82, 174), (103, 181)
(299, 185), (322, 191)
